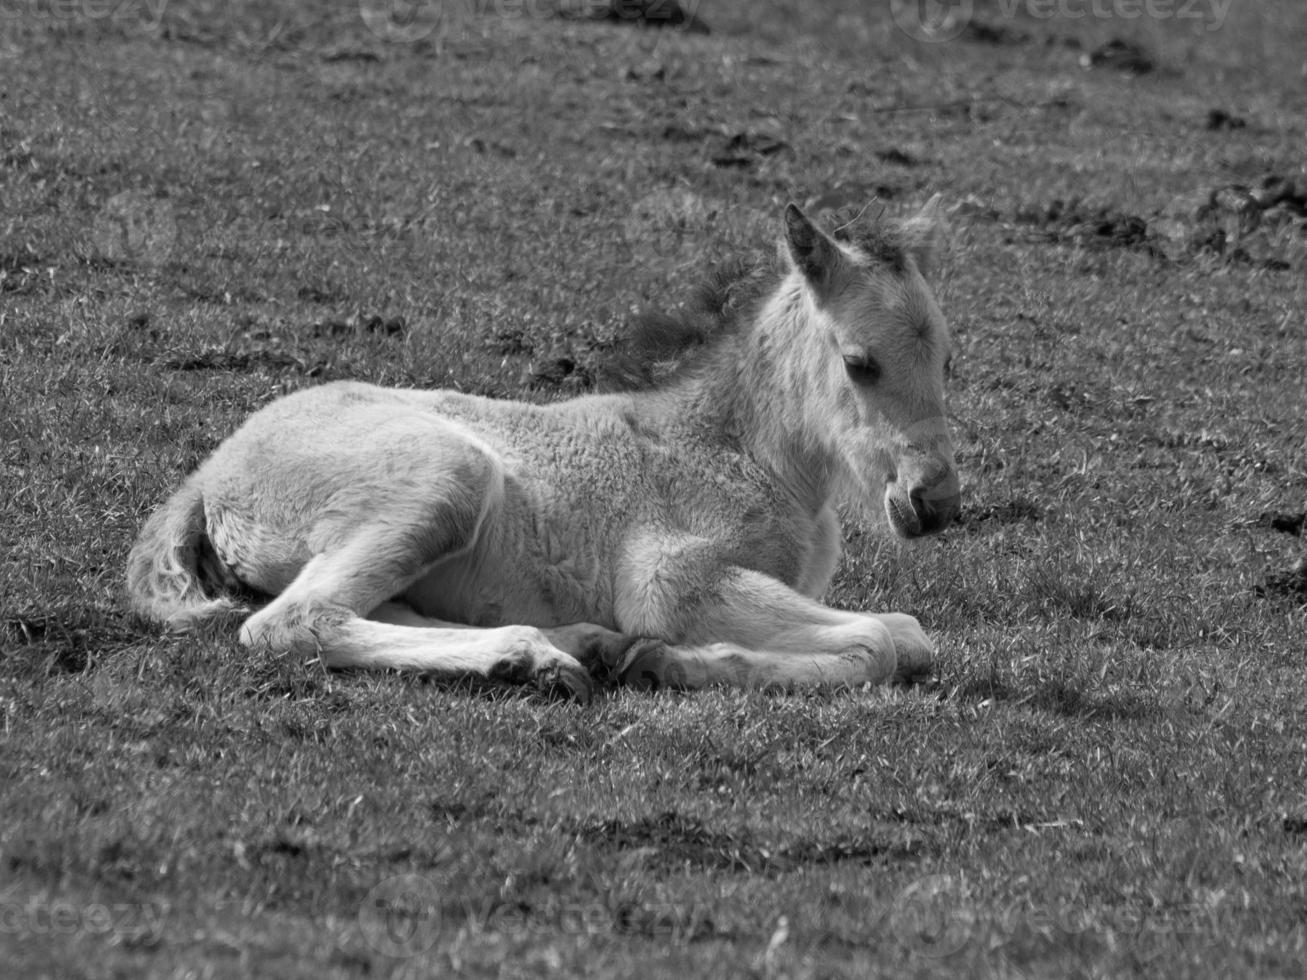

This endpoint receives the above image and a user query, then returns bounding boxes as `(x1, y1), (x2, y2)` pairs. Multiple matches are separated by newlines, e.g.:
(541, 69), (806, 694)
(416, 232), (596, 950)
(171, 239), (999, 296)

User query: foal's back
(192, 381), (752, 614)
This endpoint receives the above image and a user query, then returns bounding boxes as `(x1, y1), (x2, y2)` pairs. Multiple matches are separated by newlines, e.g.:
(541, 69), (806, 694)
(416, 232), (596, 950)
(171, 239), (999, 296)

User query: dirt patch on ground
(1257, 558), (1307, 604)
(1013, 175), (1305, 268)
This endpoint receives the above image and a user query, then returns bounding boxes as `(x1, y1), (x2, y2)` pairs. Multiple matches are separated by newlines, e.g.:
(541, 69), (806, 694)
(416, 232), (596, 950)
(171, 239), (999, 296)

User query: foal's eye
(843, 353), (881, 385)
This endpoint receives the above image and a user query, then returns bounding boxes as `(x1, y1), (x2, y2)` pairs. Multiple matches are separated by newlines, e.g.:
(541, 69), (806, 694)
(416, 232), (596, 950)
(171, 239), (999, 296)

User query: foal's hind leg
(239, 540), (592, 700)
(234, 431), (593, 700)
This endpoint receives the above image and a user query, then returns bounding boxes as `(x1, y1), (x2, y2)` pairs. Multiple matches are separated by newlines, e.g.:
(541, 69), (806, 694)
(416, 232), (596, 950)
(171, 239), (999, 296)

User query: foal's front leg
(369, 601), (641, 675)
(616, 567), (936, 691)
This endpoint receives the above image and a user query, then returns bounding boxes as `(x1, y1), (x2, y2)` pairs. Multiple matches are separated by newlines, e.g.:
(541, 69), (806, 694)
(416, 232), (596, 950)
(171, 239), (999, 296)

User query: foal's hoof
(534, 657), (594, 703)
(543, 623), (641, 677)
(617, 639), (689, 691)
(879, 613), (936, 684)
(891, 660), (934, 686)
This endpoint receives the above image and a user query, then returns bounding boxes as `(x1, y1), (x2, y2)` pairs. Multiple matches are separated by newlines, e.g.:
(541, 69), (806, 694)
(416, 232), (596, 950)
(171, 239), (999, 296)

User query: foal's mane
(598, 252), (782, 391)
(833, 215), (909, 274)
(600, 209), (910, 391)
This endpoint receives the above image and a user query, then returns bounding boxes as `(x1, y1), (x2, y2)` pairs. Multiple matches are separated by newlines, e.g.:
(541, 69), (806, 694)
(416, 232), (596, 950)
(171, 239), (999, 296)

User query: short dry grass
(2, 1), (1305, 977)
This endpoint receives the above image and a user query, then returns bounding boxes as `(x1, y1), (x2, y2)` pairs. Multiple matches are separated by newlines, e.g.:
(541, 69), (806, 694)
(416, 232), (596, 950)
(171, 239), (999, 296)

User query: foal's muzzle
(909, 483), (961, 535)
(885, 468), (961, 538)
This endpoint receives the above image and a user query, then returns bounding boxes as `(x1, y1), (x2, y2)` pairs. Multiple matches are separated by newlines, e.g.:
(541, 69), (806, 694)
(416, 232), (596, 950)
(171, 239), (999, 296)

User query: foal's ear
(783, 203), (841, 285)
(897, 194), (949, 277)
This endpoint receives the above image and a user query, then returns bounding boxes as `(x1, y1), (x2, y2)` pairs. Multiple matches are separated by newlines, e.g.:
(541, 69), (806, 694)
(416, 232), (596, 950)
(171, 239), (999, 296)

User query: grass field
(2, 0), (1306, 976)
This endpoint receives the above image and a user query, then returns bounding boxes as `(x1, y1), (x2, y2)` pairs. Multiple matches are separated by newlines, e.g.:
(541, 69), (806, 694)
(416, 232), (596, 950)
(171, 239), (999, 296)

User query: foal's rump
(214, 393), (503, 585)
(127, 381), (511, 629)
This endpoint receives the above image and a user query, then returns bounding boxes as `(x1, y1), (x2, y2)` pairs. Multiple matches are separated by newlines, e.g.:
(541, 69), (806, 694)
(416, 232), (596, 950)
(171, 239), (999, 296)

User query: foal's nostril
(909, 487), (960, 535)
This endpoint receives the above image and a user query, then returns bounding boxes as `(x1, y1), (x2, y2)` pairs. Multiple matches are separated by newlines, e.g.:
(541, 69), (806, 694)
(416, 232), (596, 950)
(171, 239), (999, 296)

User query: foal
(127, 200), (960, 700)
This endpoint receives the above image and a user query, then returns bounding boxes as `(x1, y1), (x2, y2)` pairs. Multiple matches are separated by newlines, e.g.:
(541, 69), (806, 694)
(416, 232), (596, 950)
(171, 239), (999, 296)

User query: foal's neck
(672, 274), (842, 514)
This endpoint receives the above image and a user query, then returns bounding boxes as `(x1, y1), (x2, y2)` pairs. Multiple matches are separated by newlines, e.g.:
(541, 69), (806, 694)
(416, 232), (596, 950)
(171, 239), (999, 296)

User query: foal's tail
(125, 480), (245, 631)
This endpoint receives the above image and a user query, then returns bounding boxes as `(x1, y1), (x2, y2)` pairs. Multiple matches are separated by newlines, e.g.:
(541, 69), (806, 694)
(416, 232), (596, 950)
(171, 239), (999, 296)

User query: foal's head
(782, 198), (960, 538)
